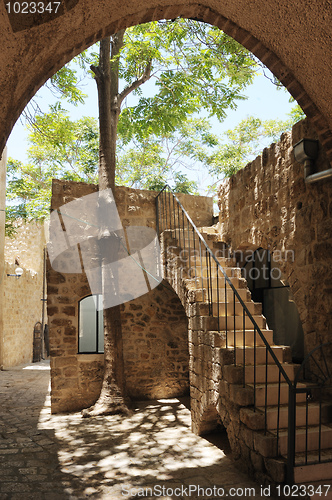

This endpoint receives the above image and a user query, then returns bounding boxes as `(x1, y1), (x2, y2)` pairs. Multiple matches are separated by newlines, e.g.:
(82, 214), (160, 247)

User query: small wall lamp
(293, 138), (319, 178)
(7, 267), (24, 279)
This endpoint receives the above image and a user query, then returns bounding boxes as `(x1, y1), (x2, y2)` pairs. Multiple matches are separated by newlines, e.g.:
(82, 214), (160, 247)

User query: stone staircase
(160, 225), (332, 485)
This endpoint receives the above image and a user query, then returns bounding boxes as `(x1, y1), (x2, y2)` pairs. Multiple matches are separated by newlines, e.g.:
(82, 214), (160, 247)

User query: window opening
(78, 295), (104, 353)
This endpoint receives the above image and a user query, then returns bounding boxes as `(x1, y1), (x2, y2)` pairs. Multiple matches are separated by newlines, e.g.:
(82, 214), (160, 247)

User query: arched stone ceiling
(0, 0), (331, 164)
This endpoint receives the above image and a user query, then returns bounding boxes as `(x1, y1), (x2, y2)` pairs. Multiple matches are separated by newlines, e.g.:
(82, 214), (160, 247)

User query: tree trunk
(82, 33), (130, 417)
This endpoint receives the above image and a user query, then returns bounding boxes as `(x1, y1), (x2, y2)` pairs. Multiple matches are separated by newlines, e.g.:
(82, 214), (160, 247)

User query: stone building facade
(218, 118), (332, 363)
(47, 122), (332, 482)
(48, 180), (213, 413)
(157, 119), (332, 483)
(2, 221), (45, 367)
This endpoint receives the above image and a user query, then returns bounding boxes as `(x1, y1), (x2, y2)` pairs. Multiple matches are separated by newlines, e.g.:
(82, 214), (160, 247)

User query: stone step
(193, 301), (262, 317)
(189, 314), (266, 331)
(227, 381), (306, 407)
(246, 382), (307, 407)
(181, 266), (241, 281)
(172, 238), (234, 260)
(235, 345), (292, 365)
(206, 329), (275, 350)
(277, 424), (332, 455)
(192, 275), (248, 290)
(187, 254), (236, 266)
(211, 301), (262, 317)
(165, 226), (222, 241)
(294, 447), (332, 466)
(294, 450), (332, 484)
(240, 401), (327, 431)
(211, 326), (271, 347)
(174, 229), (219, 241)
(189, 266), (242, 279)
(193, 301), (262, 318)
(224, 359), (297, 385)
(186, 287), (251, 303)
(177, 233), (214, 244)
(168, 245), (235, 264)
(196, 226), (220, 234)
(252, 430), (278, 457)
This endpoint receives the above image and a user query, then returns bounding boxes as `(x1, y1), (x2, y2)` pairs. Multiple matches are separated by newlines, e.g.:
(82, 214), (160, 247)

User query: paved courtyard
(0, 361), (277, 499)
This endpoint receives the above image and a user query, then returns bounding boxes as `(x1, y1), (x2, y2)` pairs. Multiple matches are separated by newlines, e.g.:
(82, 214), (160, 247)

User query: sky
(6, 61), (295, 198)
(7, 65), (294, 161)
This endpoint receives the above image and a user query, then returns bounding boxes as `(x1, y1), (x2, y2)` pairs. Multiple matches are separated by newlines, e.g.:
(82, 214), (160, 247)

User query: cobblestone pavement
(0, 361), (278, 499)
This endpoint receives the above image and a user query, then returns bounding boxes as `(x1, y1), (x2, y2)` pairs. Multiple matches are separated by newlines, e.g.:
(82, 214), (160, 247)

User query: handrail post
(287, 384), (296, 485)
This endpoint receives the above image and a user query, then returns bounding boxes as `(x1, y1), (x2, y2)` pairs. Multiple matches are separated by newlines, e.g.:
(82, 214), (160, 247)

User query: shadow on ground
(42, 399), (270, 499)
(0, 362), (273, 499)
(0, 361), (81, 499)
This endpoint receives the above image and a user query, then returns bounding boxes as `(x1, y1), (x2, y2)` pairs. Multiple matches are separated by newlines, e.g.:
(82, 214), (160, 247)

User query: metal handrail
(156, 185), (293, 385)
(156, 185), (331, 485)
(288, 343), (332, 482)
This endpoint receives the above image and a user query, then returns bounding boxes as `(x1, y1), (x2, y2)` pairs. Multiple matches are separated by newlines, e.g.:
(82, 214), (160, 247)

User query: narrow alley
(0, 361), (276, 499)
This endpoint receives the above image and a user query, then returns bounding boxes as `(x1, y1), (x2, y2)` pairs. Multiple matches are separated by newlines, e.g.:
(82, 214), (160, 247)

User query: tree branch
(90, 64), (102, 80)
(118, 61), (152, 106)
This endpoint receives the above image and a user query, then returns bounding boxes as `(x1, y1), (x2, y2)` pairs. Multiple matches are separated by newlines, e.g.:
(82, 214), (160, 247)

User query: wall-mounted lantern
(7, 267), (23, 279)
(293, 138), (332, 183)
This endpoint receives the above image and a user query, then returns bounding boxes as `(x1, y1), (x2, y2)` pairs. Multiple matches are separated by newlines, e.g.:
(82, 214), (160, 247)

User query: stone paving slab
(0, 361), (278, 499)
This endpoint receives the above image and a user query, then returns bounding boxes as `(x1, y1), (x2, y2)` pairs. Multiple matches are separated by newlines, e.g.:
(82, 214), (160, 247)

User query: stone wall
(157, 134), (332, 481)
(218, 118), (332, 359)
(2, 221), (45, 367)
(122, 284), (189, 399)
(48, 180), (213, 413)
(0, 148), (7, 369)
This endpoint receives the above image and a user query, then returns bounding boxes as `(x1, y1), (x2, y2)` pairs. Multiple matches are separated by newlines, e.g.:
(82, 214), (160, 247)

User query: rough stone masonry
(48, 181), (213, 413)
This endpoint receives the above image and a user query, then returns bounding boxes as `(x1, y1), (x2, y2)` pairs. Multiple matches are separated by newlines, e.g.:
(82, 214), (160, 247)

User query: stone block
(229, 384), (254, 406)
(239, 407), (265, 430)
(47, 306), (58, 316)
(263, 457), (286, 483)
(223, 365), (243, 384)
(218, 348), (235, 365)
(219, 380), (229, 398)
(254, 431), (277, 457)
(240, 425), (254, 449)
(62, 306), (76, 316)
(250, 450), (265, 473)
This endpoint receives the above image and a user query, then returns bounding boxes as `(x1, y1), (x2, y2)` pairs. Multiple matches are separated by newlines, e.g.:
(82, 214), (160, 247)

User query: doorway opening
(242, 248), (304, 363)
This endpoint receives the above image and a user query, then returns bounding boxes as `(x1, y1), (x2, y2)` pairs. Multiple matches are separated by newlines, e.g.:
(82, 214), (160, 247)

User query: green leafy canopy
(6, 18), (305, 234)
(117, 19), (257, 141)
(6, 105), (99, 232)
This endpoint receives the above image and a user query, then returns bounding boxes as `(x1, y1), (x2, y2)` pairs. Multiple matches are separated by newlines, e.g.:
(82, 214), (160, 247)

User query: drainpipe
(0, 147), (7, 370)
(293, 138), (332, 184)
(305, 168), (332, 184)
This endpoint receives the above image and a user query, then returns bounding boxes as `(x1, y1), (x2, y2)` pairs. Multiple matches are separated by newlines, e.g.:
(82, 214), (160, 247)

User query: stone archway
(1, 1), (332, 164)
(196, 402), (221, 435)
